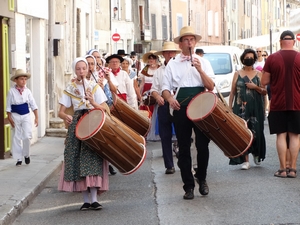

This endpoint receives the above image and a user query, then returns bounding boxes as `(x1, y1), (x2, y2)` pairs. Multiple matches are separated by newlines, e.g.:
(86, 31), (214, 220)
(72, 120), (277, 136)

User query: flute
(189, 47), (194, 66)
(97, 63), (107, 74)
(90, 70), (98, 82)
(81, 76), (87, 97)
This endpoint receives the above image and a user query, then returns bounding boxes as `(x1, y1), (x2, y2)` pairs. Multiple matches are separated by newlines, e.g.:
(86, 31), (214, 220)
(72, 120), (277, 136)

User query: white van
(195, 46), (243, 97)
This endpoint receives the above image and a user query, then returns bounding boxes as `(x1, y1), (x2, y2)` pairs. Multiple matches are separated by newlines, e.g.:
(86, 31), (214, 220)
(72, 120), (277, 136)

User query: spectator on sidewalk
(6, 69), (38, 166)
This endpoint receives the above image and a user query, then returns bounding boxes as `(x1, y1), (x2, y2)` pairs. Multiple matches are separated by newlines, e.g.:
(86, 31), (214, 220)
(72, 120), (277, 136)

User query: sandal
(287, 168), (297, 178)
(274, 169), (287, 178)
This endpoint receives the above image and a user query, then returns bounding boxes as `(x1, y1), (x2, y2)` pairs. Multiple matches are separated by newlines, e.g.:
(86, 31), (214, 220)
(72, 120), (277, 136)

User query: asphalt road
(12, 121), (300, 225)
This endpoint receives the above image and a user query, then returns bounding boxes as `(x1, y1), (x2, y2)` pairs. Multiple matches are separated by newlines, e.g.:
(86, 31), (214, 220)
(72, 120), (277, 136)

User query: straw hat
(154, 42), (181, 55)
(142, 50), (157, 63)
(174, 26), (202, 44)
(10, 69), (31, 81)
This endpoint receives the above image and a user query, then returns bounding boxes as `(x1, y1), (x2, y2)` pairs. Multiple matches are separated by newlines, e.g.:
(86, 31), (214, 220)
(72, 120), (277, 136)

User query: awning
(233, 9), (300, 48)
(232, 32), (281, 48)
(289, 8), (300, 34)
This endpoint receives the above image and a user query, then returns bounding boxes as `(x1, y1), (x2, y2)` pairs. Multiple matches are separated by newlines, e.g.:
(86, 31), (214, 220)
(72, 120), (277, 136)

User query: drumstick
(189, 47), (194, 66)
(215, 84), (229, 108)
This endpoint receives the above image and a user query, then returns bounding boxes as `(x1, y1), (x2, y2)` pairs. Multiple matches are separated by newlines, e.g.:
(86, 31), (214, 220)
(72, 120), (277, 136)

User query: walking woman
(228, 48), (267, 170)
(58, 57), (109, 210)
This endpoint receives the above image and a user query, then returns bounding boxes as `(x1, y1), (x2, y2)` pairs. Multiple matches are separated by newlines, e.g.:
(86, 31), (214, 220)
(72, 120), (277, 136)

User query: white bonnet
(72, 57), (88, 73)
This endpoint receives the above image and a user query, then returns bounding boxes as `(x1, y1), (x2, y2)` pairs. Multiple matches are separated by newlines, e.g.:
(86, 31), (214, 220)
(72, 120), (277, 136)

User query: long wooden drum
(186, 91), (253, 158)
(76, 108), (147, 175)
(110, 93), (151, 137)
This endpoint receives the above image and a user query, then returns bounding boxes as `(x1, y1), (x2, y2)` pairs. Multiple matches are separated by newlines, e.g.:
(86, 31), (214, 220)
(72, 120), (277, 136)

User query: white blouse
(59, 80), (107, 111)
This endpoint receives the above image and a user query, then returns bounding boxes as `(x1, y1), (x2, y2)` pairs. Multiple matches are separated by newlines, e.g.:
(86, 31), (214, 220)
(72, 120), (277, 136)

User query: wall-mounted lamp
(286, 4), (291, 14)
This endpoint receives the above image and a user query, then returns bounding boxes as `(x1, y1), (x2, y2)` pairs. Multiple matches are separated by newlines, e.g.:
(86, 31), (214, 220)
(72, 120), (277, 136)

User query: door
(1, 18), (11, 159)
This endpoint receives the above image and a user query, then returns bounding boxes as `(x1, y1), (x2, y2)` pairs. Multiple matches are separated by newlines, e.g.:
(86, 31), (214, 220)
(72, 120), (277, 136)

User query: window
(204, 53), (232, 75)
(151, 14), (156, 39)
(125, 0), (132, 21)
(177, 15), (183, 36)
(162, 15), (168, 40)
(95, 0), (100, 12)
(195, 13), (201, 35)
(207, 11), (213, 36)
(214, 12), (219, 37)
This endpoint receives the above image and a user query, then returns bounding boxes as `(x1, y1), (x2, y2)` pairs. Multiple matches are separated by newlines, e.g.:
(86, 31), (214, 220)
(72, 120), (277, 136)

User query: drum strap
(176, 87), (205, 106)
(74, 109), (89, 120)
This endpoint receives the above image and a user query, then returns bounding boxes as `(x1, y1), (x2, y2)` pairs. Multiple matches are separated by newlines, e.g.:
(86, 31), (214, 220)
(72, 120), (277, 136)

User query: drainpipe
(169, 0), (172, 41)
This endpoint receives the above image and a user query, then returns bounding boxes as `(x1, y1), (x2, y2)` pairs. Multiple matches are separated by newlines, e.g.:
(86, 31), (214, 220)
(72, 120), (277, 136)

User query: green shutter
(8, 0), (15, 11)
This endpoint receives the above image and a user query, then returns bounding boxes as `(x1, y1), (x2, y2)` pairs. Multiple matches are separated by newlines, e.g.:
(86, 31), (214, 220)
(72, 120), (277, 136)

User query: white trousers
(11, 113), (32, 161)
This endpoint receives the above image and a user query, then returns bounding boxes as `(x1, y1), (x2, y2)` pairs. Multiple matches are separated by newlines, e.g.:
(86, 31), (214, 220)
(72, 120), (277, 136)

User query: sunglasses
(282, 37), (294, 40)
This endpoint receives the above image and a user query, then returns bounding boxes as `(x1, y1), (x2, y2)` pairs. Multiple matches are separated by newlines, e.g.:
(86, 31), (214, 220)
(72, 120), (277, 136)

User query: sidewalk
(0, 136), (64, 225)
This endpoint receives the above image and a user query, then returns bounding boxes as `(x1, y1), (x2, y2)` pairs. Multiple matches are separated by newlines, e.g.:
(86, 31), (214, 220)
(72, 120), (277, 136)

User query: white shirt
(114, 70), (138, 109)
(150, 64), (166, 96)
(59, 80), (107, 111)
(6, 86), (38, 112)
(253, 59), (265, 69)
(139, 67), (156, 83)
(162, 54), (215, 92)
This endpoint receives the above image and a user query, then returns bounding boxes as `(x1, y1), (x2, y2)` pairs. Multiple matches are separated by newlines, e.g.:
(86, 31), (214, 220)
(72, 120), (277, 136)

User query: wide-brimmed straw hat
(10, 69), (31, 81)
(142, 50), (157, 63)
(154, 42), (181, 55)
(174, 26), (202, 44)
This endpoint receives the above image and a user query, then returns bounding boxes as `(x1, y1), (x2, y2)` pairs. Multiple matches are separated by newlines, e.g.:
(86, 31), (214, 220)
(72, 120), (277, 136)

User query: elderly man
(106, 54), (138, 109)
(162, 26), (215, 199)
(262, 30), (300, 179)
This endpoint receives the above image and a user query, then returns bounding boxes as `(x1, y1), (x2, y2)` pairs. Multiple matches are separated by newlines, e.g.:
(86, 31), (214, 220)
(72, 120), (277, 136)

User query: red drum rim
(122, 144), (147, 175)
(186, 91), (218, 122)
(75, 108), (105, 140)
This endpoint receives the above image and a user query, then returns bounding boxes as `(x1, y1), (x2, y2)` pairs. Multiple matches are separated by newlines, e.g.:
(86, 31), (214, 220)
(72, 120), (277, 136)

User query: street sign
(296, 33), (300, 41)
(112, 33), (121, 42)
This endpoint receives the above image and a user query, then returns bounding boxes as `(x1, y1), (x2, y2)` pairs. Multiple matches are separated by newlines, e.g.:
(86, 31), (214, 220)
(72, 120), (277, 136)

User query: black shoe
(16, 161), (22, 166)
(183, 189), (194, 200)
(25, 157), (30, 165)
(109, 165), (117, 175)
(90, 202), (102, 210)
(80, 203), (90, 211)
(165, 167), (175, 174)
(199, 180), (209, 196)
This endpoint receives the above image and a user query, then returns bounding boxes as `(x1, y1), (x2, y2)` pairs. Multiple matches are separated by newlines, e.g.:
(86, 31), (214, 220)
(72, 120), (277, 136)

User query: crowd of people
(7, 27), (300, 209)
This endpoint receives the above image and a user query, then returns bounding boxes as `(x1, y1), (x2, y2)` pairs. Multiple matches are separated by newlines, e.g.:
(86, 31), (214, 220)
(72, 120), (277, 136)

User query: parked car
(195, 46), (243, 97)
